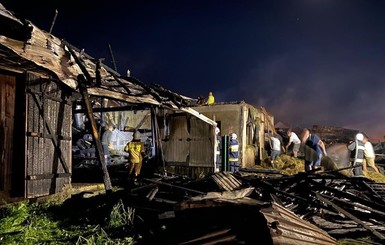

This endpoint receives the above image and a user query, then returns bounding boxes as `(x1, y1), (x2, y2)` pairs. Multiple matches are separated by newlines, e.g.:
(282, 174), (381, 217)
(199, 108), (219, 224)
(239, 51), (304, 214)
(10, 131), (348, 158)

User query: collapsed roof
(0, 3), (216, 126)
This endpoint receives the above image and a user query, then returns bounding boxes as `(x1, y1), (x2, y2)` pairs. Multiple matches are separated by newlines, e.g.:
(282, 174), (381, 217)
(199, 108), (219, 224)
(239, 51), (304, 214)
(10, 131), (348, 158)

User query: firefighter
(206, 92), (215, 105)
(124, 131), (145, 181)
(228, 133), (239, 172)
(348, 133), (365, 177)
(214, 127), (221, 172)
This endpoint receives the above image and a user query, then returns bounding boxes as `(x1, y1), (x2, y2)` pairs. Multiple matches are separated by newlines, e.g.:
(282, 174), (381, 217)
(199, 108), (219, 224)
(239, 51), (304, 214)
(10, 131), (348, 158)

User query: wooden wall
(0, 73), (16, 193)
(25, 72), (72, 198)
(162, 114), (214, 168)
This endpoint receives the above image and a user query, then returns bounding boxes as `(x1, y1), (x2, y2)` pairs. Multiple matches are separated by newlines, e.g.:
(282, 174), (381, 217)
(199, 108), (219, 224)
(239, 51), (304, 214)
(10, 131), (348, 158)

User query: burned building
(0, 4), (217, 199)
(0, 3), (278, 201)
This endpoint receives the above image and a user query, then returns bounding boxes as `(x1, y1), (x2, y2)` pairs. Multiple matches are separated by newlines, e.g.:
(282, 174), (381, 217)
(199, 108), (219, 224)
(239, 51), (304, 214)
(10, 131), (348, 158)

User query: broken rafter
(309, 179), (385, 211)
(151, 83), (195, 107)
(86, 87), (160, 105)
(73, 105), (149, 113)
(316, 193), (385, 241)
(63, 40), (94, 85)
(361, 181), (385, 206)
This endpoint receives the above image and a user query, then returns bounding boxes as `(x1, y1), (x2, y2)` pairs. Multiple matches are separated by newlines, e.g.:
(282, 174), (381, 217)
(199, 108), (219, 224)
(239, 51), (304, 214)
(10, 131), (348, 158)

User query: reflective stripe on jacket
(229, 139), (239, 162)
(354, 141), (365, 164)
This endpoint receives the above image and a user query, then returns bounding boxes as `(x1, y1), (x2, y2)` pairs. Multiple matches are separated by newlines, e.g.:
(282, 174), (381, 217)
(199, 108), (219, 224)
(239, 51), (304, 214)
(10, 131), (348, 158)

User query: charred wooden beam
(178, 228), (236, 245)
(310, 179), (385, 211)
(64, 40), (120, 77)
(130, 183), (157, 193)
(361, 181), (385, 206)
(142, 178), (206, 195)
(64, 41), (94, 85)
(77, 74), (112, 193)
(135, 113), (150, 131)
(320, 193), (385, 219)
(125, 76), (164, 102)
(26, 173), (71, 180)
(95, 58), (102, 86)
(66, 43), (113, 193)
(86, 87), (160, 105)
(107, 43), (118, 72)
(146, 187), (159, 201)
(316, 193), (385, 241)
(259, 179), (308, 202)
(73, 105), (149, 113)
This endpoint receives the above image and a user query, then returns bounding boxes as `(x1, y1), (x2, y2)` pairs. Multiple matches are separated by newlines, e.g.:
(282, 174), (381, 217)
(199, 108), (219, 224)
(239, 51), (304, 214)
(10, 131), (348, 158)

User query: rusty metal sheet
(260, 202), (337, 245)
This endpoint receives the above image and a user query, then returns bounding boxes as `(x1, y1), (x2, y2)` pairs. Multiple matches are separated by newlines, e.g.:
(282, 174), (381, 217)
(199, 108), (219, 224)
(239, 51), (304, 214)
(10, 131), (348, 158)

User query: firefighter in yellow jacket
(124, 131), (145, 179)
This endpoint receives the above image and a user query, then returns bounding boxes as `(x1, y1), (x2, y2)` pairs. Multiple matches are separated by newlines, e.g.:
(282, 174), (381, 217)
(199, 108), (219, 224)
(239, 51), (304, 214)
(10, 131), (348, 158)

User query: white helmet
(134, 131), (141, 140)
(230, 133), (237, 140)
(355, 133), (364, 141)
(215, 127), (220, 135)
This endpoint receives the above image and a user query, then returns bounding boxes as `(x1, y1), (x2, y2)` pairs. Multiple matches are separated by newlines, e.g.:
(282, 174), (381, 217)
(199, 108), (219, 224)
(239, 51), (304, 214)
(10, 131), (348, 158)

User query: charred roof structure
(0, 3), (217, 199)
(312, 125), (359, 145)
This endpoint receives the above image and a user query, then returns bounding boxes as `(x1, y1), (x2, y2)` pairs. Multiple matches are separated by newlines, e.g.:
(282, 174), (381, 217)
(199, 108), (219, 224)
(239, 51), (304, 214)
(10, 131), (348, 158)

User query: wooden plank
(30, 92), (69, 173)
(211, 174), (232, 191)
(217, 173), (239, 190)
(26, 173), (71, 180)
(143, 178), (206, 195)
(180, 107), (217, 126)
(87, 87), (160, 105)
(316, 193), (385, 241)
(77, 76), (112, 192)
(66, 43), (111, 191)
(0, 74), (16, 192)
(310, 179), (385, 211)
(361, 181), (385, 206)
(135, 113), (150, 130)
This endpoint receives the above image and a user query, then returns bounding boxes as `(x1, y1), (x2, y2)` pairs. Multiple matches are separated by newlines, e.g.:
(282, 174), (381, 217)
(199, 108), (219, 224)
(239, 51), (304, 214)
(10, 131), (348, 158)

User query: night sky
(2, 0), (385, 141)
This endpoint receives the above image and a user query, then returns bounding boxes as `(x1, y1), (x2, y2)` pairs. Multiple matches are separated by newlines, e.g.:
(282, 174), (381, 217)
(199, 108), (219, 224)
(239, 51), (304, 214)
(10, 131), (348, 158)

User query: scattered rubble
(87, 163), (385, 245)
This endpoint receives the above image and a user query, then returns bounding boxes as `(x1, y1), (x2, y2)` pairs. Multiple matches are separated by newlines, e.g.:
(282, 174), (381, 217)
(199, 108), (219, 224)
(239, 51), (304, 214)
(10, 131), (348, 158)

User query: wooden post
(65, 43), (112, 193)
(77, 75), (112, 193)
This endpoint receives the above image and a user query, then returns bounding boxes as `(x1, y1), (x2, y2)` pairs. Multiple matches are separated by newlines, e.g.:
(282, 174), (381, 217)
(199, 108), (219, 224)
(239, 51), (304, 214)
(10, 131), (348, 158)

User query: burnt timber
(69, 169), (385, 244)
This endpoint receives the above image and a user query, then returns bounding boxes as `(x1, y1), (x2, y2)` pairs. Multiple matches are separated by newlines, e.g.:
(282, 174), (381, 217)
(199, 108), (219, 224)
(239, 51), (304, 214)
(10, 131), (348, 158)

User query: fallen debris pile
(98, 169), (385, 244)
(242, 170), (385, 242)
(4, 169), (384, 244)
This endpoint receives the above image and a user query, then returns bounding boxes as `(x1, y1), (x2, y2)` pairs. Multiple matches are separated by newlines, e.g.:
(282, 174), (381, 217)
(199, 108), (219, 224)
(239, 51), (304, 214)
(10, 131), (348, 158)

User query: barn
(0, 4), (216, 200)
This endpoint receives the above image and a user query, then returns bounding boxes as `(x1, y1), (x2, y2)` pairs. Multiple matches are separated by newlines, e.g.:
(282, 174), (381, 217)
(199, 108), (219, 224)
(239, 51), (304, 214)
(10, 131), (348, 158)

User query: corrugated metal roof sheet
(260, 202), (337, 244)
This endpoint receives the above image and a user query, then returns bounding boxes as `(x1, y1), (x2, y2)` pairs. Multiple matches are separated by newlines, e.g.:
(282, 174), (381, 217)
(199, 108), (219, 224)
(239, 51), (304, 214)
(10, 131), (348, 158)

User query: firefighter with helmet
(228, 133), (239, 172)
(214, 127), (221, 172)
(124, 130), (145, 182)
(348, 132), (365, 177)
